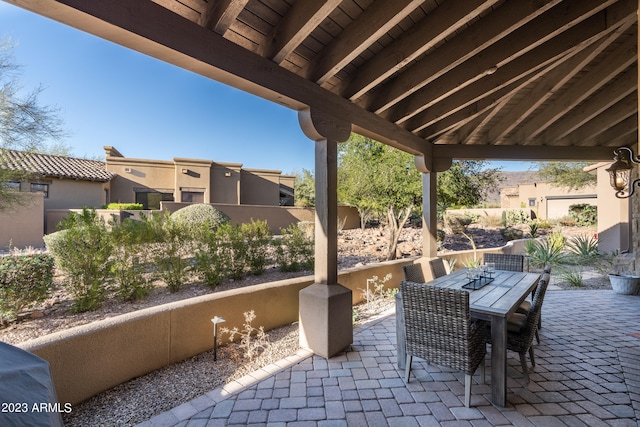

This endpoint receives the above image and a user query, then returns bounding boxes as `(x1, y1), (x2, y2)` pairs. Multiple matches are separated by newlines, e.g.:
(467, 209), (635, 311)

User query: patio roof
(6, 0), (637, 167)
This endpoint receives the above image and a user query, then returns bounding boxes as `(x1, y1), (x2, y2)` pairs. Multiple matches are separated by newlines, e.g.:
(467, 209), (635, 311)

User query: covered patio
(5, 0), (639, 421)
(141, 288), (640, 426)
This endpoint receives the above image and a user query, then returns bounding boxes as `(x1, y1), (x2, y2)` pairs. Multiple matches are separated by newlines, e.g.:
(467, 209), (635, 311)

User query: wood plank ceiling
(9, 0), (638, 166)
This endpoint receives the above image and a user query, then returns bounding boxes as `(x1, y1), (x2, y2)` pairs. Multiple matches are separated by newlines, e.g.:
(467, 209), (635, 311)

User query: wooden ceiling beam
(536, 65), (638, 144)
(485, 28), (629, 143)
(259, 0), (342, 64)
(403, 29), (607, 134)
(199, 0), (249, 34)
(385, 2), (632, 125)
(576, 115), (638, 147)
(545, 94), (638, 146)
(302, 0), (424, 85)
(432, 143), (617, 161)
(514, 28), (637, 143)
(365, 0), (609, 115)
(337, 0), (502, 101)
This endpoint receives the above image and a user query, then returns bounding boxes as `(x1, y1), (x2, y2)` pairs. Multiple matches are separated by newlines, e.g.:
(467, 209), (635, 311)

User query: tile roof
(0, 149), (114, 182)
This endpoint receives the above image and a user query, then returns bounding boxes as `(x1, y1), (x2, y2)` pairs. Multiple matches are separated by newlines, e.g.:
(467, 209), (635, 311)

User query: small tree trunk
(385, 204), (413, 261)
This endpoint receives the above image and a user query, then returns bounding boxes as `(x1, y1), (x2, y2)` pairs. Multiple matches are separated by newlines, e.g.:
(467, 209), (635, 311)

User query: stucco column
(297, 108), (353, 359)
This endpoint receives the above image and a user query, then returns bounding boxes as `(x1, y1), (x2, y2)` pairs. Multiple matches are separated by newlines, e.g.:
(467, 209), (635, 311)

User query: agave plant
(524, 231), (566, 268)
(566, 234), (599, 259)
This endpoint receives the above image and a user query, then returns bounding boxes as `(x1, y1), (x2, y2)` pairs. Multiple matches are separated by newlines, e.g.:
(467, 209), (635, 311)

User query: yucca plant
(566, 234), (599, 260)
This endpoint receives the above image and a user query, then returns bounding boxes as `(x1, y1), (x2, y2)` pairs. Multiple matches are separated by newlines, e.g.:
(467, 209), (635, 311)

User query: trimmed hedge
(0, 254), (54, 323)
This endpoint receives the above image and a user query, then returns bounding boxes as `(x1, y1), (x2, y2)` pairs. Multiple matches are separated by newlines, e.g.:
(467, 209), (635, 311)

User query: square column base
(299, 283), (353, 358)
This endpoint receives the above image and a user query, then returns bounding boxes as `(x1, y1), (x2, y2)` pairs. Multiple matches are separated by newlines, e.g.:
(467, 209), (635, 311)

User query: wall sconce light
(211, 316), (226, 361)
(224, 172), (232, 177)
(181, 168), (189, 174)
(606, 147), (637, 198)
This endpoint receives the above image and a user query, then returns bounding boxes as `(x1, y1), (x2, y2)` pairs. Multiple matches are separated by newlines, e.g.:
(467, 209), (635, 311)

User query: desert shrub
(0, 254), (54, 324)
(297, 221), (314, 239)
(568, 204), (597, 227)
(147, 213), (193, 292)
(103, 203), (144, 210)
(557, 216), (576, 227)
(480, 214), (503, 227)
(445, 213), (474, 234)
(193, 225), (229, 287)
(535, 219), (554, 229)
(559, 267), (584, 287)
(525, 231), (566, 268)
(109, 219), (153, 301)
(275, 223), (314, 272)
(566, 234), (599, 259)
(43, 208), (113, 312)
(502, 209), (529, 226)
(220, 310), (269, 361)
(500, 226), (523, 241)
(527, 221), (539, 238)
(242, 219), (272, 275)
(171, 204), (230, 236)
(217, 223), (248, 279)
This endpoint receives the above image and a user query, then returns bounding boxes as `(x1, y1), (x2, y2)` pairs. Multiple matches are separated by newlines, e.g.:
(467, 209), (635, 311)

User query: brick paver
(137, 290), (640, 426)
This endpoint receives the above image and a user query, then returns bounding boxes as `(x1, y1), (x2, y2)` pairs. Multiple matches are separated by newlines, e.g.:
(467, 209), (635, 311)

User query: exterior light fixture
(211, 316), (226, 361)
(606, 147), (637, 198)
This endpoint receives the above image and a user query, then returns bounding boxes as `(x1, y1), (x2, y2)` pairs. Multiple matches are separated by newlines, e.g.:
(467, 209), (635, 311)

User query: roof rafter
(259, 0), (342, 64)
(337, 0), (502, 101)
(199, 0), (249, 34)
(301, 0), (424, 85)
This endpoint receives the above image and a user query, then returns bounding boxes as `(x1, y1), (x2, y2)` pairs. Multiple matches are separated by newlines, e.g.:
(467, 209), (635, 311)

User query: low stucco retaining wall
(18, 259), (413, 405)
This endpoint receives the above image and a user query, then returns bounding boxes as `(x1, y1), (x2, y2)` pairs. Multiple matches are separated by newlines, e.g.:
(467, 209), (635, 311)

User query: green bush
(568, 204), (597, 227)
(148, 213), (193, 292)
(445, 213), (474, 234)
(500, 226), (523, 241)
(502, 209), (529, 226)
(275, 223), (314, 272)
(0, 254), (54, 324)
(109, 219), (154, 301)
(242, 219), (272, 275)
(217, 223), (248, 280)
(171, 204), (230, 236)
(193, 225), (230, 287)
(103, 203), (144, 210)
(43, 209), (113, 312)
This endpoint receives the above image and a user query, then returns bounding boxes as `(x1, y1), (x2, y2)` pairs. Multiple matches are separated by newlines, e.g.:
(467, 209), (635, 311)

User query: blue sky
(0, 2), (533, 174)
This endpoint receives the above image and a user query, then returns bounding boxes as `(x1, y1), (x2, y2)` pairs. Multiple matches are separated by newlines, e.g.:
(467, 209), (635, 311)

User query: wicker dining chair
(401, 281), (488, 407)
(517, 264), (551, 343)
(429, 258), (449, 278)
(402, 263), (426, 283)
(482, 253), (524, 272)
(506, 273), (550, 383)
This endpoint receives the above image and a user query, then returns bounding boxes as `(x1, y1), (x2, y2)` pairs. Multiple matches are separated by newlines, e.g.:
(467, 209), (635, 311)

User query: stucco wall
(0, 192), (44, 250)
(19, 260), (411, 405)
(210, 162), (241, 204)
(240, 169), (281, 206)
(107, 159), (176, 203)
(43, 179), (108, 211)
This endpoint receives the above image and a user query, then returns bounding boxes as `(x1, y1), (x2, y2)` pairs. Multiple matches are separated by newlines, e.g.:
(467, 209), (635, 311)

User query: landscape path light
(211, 316), (226, 361)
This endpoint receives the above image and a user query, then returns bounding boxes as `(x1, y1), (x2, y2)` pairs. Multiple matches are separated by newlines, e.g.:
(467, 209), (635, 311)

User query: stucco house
(0, 149), (114, 211)
(104, 146), (295, 209)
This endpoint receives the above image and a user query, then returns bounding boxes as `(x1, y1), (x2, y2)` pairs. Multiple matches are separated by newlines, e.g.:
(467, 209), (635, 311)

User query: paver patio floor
(138, 289), (640, 427)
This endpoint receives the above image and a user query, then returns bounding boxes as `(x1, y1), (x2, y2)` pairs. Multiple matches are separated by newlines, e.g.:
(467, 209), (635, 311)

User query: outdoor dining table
(396, 268), (541, 407)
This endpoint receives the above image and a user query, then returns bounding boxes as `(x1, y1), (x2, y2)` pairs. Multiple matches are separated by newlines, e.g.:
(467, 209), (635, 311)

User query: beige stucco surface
(0, 193), (44, 249)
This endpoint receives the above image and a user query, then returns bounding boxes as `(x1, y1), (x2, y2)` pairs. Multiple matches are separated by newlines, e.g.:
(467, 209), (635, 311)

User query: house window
(4, 182), (20, 191)
(30, 183), (49, 198)
(528, 198), (536, 207)
(135, 191), (174, 209)
(181, 191), (204, 203)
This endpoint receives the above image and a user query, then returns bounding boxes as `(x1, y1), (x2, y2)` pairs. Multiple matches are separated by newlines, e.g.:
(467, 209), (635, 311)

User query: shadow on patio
(139, 289), (640, 426)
